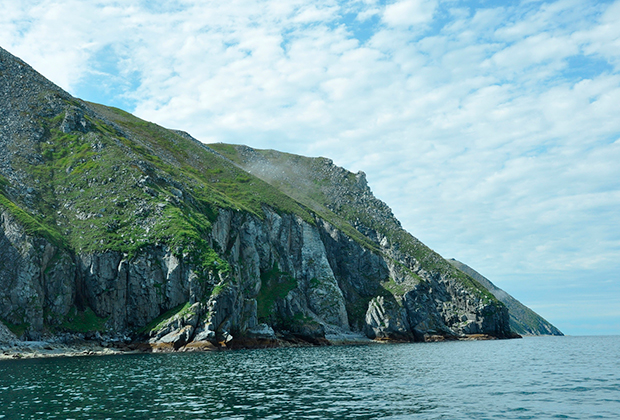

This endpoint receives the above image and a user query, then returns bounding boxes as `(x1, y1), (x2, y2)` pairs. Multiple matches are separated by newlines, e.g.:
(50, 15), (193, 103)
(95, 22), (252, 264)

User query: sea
(0, 335), (618, 419)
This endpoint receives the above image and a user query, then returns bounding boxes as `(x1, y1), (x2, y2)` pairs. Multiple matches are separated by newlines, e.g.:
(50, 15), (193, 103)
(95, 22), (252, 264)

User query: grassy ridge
(5, 101), (319, 261)
(91, 105), (315, 224)
(0, 175), (65, 248)
(210, 144), (498, 304)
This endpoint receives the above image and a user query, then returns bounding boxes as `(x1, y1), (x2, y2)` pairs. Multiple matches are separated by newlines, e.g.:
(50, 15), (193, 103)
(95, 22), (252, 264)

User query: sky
(1, 0), (619, 335)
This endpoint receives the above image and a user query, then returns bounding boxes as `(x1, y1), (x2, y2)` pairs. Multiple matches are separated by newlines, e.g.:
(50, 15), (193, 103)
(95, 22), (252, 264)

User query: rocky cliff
(447, 259), (563, 336)
(0, 46), (514, 350)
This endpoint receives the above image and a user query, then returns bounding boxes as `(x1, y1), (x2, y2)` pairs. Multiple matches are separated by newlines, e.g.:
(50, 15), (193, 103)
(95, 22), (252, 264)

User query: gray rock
(245, 323), (276, 339)
(447, 258), (562, 336)
(60, 107), (90, 133)
(364, 295), (412, 340)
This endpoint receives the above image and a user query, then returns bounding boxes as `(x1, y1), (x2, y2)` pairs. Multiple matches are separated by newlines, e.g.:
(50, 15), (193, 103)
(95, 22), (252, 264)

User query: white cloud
(356, 7), (381, 21)
(486, 33), (578, 74)
(382, 0), (437, 27)
(575, 3), (620, 70)
(0, 1), (94, 91)
(292, 4), (339, 23)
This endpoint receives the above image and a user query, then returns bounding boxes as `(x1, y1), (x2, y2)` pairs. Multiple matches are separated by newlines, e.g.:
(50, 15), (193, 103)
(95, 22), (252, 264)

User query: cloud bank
(2, 0), (619, 334)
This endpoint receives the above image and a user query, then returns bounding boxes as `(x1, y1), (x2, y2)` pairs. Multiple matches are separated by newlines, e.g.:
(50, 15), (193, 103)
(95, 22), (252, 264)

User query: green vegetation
(0, 174), (9, 191)
(506, 297), (558, 335)
(92, 104), (315, 224)
(138, 302), (192, 335)
(211, 282), (229, 297)
(59, 307), (107, 333)
(453, 270), (496, 304)
(1, 318), (29, 337)
(0, 174), (65, 247)
(210, 144), (381, 253)
(276, 312), (319, 331)
(211, 143), (499, 305)
(381, 278), (409, 297)
(0, 191), (65, 248)
(193, 246), (230, 278)
(256, 263), (298, 321)
(6, 100), (317, 267)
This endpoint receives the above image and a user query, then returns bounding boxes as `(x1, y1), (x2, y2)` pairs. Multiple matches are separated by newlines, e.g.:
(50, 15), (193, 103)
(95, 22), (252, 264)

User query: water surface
(1, 336), (618, 419)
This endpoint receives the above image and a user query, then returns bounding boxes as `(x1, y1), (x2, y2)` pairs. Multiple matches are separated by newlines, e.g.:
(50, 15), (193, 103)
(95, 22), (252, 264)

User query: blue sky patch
(562, 54), (615, 81)
(73, 45), (140, 111)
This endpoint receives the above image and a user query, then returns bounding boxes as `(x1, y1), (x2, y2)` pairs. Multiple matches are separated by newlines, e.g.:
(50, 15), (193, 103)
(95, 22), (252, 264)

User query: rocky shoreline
(0, 341), (131, 360)
(0, 331), (517, 361)
(0, 331), (371, 360)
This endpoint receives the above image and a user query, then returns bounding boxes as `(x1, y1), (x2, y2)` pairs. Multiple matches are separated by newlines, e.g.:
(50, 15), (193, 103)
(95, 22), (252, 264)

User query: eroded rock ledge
(1, 206), (514, 353)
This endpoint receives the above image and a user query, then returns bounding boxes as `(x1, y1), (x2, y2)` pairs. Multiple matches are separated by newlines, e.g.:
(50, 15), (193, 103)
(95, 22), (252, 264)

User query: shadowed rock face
(0, 46), (514, 348)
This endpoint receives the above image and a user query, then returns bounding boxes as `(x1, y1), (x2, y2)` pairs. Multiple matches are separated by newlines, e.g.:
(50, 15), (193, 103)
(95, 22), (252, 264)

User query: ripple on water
(0, 336), (619, 419)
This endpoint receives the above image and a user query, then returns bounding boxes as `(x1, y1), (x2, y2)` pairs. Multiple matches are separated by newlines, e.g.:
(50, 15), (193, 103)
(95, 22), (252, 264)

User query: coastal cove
(1, 335), (619, 419)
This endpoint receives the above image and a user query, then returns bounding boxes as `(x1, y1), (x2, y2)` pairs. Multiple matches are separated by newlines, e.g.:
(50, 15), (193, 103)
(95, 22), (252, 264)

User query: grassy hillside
(4, 101), (318, 265)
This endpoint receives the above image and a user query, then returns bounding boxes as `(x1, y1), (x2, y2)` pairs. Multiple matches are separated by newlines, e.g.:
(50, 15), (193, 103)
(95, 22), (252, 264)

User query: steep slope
(447, 259), (563, 336)
(207, 145), (512, 340)
(0, 46), (513, 348)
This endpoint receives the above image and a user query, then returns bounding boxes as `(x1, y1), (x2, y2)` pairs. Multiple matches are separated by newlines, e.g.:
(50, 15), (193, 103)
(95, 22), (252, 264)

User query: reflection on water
(1, 336), (619, 419)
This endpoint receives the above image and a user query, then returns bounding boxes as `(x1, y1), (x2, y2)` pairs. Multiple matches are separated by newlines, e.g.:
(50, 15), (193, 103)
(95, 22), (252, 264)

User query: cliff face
(447, 259), (563, 336)
(0, 46), (513, 348)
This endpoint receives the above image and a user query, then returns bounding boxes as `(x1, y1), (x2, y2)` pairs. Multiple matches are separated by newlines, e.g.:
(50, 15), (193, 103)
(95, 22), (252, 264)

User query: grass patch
(0, 191), (65, 248)
(90, 104), (315, 224)
(59, 307), (107, 333)
(211, 282), (229, 297)
(138, 302), (192, 335)
(1, 318), (29, 338)
(0, 174), (9, 191)
(257, 263), (298, 322)
(381, 278), (409, 297)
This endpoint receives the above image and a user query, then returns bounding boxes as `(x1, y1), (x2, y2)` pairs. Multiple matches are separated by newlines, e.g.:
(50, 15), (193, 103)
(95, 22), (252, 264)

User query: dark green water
(1, 336), (619, 419)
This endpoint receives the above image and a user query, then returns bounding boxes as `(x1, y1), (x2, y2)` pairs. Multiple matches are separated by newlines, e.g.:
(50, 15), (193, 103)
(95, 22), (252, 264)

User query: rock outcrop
(447, 259), (563, 336)
(0, 45), (517, 350)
